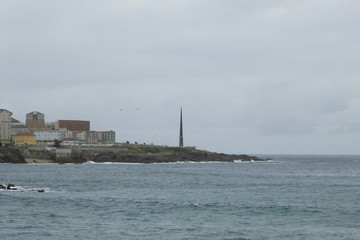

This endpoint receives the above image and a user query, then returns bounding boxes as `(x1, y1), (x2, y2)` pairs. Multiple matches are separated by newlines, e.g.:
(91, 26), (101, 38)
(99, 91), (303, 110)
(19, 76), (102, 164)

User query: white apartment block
(30, 128), (67, 142)
(66, 130), (116, 143)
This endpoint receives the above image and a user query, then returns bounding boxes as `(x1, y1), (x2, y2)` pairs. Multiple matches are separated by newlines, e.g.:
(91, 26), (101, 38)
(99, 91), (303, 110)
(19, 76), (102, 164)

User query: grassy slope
(109, 144), (196, 154)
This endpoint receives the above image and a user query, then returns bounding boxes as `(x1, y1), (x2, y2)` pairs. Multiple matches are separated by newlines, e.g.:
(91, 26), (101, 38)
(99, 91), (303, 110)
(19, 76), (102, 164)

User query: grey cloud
(1, 0), (360, 154)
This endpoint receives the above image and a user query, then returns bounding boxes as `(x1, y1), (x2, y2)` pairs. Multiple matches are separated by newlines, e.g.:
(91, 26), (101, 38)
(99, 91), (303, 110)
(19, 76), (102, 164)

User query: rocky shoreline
(1, 145), (268, 164)
(0, 147), (26, 164)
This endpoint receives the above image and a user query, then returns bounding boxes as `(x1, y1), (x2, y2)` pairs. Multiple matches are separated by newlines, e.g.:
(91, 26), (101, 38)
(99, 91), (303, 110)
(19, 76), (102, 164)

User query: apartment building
(0, 109), (12, 144)
(66, 130), (116, 144)
(97, 131), (116, 143)
(30, 128), (67, 142)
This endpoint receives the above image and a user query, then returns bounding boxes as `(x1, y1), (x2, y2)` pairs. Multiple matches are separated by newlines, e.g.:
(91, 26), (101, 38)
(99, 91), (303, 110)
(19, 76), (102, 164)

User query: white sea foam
(83, 161), (142, 165)
(84, 161), (97, 164)
(234, 159), (272, 163)
(83, 161), (232, 165)
(82, 160), (271, 165)
(175, 161), (225, 164)
(150, 161), (228, 164)
(0, 184), (49, 193)
(233, 160), (243, 163)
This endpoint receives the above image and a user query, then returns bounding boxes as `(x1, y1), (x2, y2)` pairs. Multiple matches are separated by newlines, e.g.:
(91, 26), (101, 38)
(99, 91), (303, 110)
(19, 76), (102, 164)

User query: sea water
(0, 155), (359, 240)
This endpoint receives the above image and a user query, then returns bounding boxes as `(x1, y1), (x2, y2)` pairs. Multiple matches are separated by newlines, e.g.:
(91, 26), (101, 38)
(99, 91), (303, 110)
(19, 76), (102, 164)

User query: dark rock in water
(7, 184), (17, 190)
(1, 183), (45, 192)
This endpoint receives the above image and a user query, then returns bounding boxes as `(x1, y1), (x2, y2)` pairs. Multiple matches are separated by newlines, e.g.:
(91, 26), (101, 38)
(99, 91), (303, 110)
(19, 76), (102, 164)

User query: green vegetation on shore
(0, 146), (26, 163)
(109, 144), (196, 154)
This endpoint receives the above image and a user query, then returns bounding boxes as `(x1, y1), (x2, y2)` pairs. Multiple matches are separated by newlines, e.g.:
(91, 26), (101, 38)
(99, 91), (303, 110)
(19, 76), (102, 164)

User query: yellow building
(12, 132), (36, 145)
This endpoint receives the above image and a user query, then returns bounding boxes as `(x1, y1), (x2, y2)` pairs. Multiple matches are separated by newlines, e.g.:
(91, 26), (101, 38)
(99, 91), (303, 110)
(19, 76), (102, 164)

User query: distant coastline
(0, 145), (268, 164)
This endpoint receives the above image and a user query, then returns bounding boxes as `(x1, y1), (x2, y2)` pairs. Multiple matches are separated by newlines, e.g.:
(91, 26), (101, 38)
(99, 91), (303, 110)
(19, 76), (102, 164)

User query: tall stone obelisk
(179, 107), (184, 147)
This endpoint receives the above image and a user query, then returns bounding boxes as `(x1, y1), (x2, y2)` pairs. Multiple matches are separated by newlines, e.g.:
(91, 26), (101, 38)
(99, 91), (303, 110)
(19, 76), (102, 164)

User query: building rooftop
(26, 111), (44, 115)
(0, 109), (12, 114)
(29, 128), (55, 130)
(14, 132), (35, 136)
(11, 118), (21, 123)
(57, 120), (90, 122)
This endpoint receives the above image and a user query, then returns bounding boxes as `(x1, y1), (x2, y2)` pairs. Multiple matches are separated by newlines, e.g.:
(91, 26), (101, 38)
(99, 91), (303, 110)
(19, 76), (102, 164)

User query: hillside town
(0, 109), (116, 146)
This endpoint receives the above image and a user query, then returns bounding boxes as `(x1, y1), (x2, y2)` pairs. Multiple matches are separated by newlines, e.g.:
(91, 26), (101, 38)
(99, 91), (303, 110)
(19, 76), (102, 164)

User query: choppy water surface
(1, 155), (359, 240)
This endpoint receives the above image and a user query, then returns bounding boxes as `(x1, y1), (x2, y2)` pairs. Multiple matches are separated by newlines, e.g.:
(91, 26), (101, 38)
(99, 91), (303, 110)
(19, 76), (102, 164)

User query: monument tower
(179, 107), (184, 147)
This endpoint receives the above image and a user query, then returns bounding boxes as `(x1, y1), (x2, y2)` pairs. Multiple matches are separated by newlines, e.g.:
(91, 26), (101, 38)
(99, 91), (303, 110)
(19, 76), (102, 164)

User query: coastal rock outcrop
(54, 146), (266, 164)
(0, 147), (27, 164)
(4, 145), (267, 164)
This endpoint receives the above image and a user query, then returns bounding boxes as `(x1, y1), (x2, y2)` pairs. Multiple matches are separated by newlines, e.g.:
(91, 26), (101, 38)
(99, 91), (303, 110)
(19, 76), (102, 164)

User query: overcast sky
(1, 0), (360, 155)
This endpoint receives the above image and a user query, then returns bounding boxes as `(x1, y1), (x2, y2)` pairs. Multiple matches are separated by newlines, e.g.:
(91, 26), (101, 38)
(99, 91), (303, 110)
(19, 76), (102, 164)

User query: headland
(0, 145), (268, 164)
